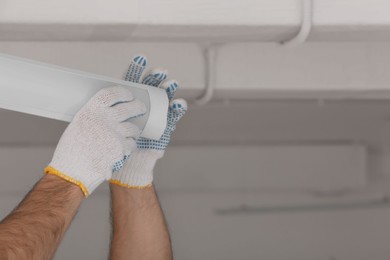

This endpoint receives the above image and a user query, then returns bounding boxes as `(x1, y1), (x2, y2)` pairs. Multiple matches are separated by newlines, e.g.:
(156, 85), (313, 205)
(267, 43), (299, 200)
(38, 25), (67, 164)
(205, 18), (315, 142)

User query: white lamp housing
(0, 53), (169, 140)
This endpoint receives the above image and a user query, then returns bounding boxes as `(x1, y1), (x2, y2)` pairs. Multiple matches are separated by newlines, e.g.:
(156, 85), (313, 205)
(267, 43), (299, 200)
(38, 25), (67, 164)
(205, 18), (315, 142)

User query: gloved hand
(110, 56), (187, 188)
(45, 86), (146, 196)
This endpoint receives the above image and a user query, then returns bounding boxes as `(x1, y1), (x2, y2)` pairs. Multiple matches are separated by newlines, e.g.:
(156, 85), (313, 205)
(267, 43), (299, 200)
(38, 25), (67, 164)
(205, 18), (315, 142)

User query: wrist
(110, 149), (163, 189)
(110, 183), (158, 208)
(44, 164), (106, 197)
(41, 174), (85, 199)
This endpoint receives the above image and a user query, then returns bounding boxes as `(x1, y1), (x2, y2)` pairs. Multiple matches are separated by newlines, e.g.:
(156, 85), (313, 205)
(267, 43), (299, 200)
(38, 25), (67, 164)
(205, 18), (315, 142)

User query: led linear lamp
(0, 53), (169, 140)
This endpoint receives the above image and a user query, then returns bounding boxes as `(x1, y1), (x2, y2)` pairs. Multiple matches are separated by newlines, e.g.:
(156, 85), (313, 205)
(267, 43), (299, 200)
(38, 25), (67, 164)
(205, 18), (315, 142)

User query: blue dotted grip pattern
(111, 55), (186, 172)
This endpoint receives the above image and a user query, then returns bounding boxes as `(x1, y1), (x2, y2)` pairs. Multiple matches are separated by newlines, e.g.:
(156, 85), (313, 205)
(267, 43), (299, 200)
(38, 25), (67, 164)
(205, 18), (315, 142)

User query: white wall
(0, 145), (389, 260)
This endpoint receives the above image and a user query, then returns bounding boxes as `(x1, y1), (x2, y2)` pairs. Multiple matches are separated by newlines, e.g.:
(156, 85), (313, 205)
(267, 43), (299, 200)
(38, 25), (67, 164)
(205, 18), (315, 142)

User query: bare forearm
(109, 185), (172, 260)
(0, 174), (84, 260)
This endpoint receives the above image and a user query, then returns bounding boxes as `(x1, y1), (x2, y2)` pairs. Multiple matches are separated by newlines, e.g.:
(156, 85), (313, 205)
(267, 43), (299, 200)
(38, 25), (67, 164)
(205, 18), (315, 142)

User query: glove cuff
(44, 164), (105, 197)
(110, 149), (164, 188)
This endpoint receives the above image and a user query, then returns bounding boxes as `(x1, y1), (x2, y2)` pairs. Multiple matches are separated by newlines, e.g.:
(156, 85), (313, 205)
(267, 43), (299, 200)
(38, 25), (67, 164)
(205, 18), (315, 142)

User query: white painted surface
(159, 145), (368, 191)
(0, 146), (368, 193)
(0, 146), (380, 259)
(0, 0), (139, 23)
(2, 42), (390, 99)
(2, 0), (390, 41)
(217, 43), (390, 98)
(2, 190), (390, 260)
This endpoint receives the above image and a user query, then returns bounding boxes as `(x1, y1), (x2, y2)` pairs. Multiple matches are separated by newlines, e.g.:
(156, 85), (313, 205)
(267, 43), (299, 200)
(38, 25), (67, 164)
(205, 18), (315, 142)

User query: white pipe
(195, 0), (313, 106)
(215, 197), (390, 215)
(281, 0), (313, 46)
(194, 45), (218, 106)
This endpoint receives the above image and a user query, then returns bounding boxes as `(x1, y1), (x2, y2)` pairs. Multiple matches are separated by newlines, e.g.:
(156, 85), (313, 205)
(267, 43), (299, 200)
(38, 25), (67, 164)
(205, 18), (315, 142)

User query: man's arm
(109, 184), (172, 260)
(0, 86), (144, 259)
(0, 174), (84, 260)
(109, 55), (186, 260)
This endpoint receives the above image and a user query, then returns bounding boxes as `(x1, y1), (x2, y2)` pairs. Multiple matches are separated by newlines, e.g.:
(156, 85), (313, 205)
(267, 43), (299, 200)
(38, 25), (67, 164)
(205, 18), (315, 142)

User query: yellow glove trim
(44, 166), (89, 197)
(109, 179), (152, 189)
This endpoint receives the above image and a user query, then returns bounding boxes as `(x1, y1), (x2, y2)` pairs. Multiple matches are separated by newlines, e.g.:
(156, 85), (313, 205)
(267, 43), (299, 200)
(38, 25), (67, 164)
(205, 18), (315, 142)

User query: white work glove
(45, 86), (146, 196)
(110, 55), (187, 188)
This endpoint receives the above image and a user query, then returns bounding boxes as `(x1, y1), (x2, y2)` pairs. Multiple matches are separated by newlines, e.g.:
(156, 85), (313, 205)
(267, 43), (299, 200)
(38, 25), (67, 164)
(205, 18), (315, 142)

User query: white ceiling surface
(2, 42), (390, 99)
(2, 0), (390, 41)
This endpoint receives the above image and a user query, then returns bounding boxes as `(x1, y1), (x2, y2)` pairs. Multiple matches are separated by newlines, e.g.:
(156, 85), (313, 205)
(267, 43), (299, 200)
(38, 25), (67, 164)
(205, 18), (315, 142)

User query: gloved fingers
(112, 157), (126, 173)
(170, 98), (188, 124)
(109, 100), (146, 122)
(91, 86), (135, 107)
(122, 138), (138, 158)
(160, 80), (179, 100)
(111, 137), (137, 172)
(125, 55), (147, 83)
(141, 69), (167, 87)
(117, 122), (141, 139)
